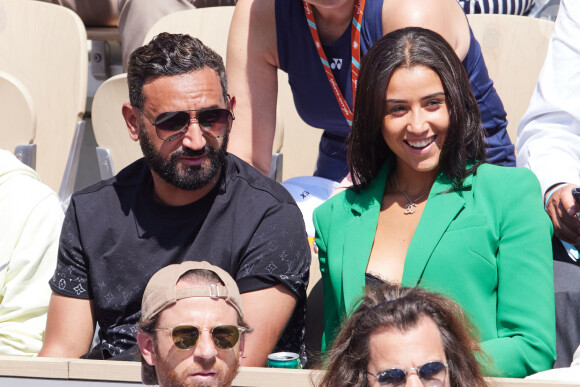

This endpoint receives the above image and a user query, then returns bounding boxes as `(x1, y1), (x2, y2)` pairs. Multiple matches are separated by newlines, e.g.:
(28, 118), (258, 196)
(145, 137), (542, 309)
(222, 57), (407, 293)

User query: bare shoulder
(381, 0), (470, 60)
(229, 0), (278, 67)
(227, 0), (280, 174)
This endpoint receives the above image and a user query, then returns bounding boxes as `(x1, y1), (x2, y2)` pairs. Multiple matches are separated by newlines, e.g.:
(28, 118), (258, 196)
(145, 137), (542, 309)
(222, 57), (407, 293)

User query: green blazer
(313, 161), (556, 377)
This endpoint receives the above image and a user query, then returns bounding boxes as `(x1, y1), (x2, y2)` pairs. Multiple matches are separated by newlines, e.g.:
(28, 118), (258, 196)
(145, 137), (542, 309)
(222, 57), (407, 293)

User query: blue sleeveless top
(276, 0), (515, 181)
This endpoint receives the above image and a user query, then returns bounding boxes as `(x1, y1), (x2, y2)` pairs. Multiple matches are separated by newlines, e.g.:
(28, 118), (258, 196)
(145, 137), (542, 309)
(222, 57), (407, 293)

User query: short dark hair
(348, 27), (486, 190)
(319, 283), (488, 387)
(127, 32), (228, 110)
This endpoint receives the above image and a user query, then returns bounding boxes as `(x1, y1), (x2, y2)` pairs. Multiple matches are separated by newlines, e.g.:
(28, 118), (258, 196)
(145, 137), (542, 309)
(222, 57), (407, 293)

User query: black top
(50, 154), (310, 359)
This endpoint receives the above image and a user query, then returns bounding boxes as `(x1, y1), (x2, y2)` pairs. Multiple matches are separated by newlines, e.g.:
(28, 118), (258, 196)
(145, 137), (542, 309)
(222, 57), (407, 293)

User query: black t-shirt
(50, 154), (310, 358)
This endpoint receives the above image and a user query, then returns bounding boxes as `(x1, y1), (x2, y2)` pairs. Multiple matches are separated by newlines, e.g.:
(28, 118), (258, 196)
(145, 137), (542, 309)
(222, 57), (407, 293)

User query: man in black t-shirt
(38, 33), (310, 366)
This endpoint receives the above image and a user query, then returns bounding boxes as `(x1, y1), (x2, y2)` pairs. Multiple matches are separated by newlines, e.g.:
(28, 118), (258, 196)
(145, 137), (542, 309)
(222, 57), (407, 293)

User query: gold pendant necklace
(393, 175), (428, 214)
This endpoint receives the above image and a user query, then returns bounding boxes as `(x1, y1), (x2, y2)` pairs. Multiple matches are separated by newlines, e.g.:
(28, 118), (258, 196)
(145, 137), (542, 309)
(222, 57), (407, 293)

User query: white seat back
(91, 73), (141, 178)
(0, 0), (88, 193)
(467, 14), (555, 145)
(144, 7), (235, 58)
(0, 71), (36, 165)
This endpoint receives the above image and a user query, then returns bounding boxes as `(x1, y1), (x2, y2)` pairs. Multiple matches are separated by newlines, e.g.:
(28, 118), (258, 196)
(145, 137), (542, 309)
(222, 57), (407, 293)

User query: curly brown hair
(318, 283), (489, 387)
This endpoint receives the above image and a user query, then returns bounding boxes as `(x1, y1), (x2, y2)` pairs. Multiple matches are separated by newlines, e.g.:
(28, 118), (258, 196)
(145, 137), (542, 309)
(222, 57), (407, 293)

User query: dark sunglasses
(368, 361), (448, 386)
(155, 324), (247, 350)
(143, 107), (234, 142)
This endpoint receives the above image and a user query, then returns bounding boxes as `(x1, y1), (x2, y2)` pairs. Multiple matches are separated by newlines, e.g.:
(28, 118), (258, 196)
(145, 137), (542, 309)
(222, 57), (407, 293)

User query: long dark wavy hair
(348, 27), (486, 190)
(318, 283), (488, 387)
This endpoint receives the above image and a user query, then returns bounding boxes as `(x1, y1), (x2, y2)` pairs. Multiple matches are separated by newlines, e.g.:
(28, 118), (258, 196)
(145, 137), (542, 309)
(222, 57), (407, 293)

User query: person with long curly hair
(319, 283), (488, 387)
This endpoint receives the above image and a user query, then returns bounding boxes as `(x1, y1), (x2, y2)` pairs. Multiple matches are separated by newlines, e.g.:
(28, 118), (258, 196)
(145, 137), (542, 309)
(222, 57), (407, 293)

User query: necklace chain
(393, 175), (428, 215)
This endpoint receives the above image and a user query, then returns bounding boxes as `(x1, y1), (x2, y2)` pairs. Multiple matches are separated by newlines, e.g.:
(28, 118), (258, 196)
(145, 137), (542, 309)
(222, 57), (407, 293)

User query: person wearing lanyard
(226, 0), (515, 183)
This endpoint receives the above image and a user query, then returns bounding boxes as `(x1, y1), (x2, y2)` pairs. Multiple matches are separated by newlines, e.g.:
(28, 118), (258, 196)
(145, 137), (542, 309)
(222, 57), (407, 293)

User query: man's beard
(154, 353), (239, 387)
(139, 123), (229, 191)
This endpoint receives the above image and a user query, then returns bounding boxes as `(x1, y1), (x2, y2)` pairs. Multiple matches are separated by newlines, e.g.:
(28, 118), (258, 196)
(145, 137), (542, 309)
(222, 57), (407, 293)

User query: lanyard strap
(303, 0), (366, 127)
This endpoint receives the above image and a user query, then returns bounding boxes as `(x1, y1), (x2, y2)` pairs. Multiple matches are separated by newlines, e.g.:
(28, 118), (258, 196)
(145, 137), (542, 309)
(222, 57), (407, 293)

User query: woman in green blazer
(313, 27), (555, 378)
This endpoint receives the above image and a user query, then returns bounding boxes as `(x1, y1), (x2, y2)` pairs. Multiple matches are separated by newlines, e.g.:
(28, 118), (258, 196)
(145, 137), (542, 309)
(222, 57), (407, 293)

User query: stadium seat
(0, 71), (36, 167)
(0, 0), (88, 204)
(91, 73), (139, 179)
(467, 14), (555, 146)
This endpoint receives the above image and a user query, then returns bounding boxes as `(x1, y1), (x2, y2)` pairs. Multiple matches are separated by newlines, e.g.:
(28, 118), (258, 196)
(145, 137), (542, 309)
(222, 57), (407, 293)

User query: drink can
(266, 352), (301, 369)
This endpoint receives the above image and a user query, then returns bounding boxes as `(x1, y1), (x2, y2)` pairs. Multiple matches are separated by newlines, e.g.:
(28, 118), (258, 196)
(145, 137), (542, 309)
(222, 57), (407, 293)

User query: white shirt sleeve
(0, 153), (64, 356)
(516, 0), (580, 196)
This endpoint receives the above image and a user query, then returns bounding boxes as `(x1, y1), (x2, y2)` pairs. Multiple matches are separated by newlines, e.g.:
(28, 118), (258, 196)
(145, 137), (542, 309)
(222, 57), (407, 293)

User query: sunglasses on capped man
(368, 361), (448, 386)
(155, 324), (248, 350)
(143, 95), (234, 142)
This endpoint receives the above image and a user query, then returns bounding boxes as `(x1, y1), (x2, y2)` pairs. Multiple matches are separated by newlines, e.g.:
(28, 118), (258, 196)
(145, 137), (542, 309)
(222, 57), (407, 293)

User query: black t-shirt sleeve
(48, 199), (92, 299)
(235, 201), (310, 300)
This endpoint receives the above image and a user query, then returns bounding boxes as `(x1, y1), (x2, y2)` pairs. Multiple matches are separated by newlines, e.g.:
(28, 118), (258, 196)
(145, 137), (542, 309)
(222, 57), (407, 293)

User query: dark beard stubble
(138, 121), (229, 191)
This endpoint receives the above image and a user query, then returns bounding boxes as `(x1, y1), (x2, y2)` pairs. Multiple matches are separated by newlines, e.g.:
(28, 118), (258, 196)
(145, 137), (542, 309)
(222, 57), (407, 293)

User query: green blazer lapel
(341, 164), (389, 312)
(402, 172), (472, 286)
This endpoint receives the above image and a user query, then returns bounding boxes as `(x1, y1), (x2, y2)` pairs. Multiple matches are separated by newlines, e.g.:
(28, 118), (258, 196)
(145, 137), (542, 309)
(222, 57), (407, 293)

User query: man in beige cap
(137, 261), (250, 387)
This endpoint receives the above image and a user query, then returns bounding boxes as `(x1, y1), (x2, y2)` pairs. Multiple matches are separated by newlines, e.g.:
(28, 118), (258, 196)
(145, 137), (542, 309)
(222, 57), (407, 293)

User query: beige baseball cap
(140, 261), (244, 385)
(141, 260), (244, 322)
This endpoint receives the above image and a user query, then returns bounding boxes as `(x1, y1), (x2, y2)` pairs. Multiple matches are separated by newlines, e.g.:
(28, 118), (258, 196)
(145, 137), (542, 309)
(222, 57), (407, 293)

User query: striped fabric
(458, 0), (535, 15)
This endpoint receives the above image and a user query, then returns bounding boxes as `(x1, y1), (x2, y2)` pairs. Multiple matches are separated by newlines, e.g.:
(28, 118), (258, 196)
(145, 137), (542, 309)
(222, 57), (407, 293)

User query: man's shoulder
(223, 154), (296, 205)
(68, 159), (149, 217)
(71, 159), (148, 201)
